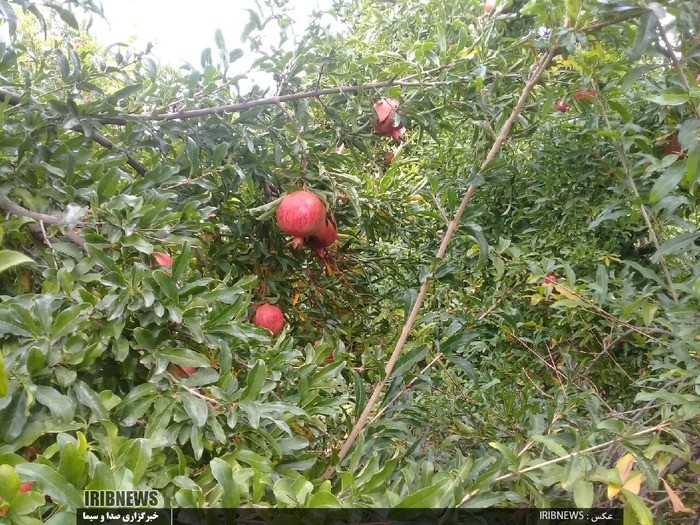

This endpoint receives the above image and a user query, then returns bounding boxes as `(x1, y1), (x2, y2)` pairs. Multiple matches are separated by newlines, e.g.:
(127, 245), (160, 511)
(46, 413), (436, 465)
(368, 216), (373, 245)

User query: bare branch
(0, 196), (86, 249)
(85, 80), (454, 125)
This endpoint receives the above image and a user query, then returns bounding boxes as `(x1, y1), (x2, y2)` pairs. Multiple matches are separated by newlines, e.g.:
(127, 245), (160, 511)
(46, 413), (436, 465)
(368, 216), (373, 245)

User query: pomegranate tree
(306, 219), (338, 258)
(276, 190), (326, 249)
(253, 303), (285, 336)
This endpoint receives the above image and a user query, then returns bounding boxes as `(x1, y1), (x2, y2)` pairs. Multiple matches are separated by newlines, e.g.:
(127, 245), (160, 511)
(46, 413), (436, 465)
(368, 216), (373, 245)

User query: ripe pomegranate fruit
(542, 273), (560, 285)
(170, 365), (196, 378)
(371, 98), (405, 144)
(276, 190), (326, 249)
(573, 89), (597, 102)
(253, 303), (285, 336)
(556, 100), (570, 112)
(306, 219), (338, 258)
(662, 132), (685, 158)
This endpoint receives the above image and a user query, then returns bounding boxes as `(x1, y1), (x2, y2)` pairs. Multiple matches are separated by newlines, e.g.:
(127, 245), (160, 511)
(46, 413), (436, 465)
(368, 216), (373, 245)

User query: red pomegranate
(542, 273), (560, 285)
(662, 132), (685, 158)
(171, 365), (196, 378)
(253, 303), (285, 336)
(371, 98), (404, 144)
(555, 100), (570, 112)
(276, 190), (327, 249)
(306, 219), (338, 258)
(572, 89), (597, 102)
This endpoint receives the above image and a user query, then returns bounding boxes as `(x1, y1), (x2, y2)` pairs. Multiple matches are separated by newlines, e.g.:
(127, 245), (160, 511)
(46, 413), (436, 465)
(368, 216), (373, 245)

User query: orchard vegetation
(0, 0), (699, 523)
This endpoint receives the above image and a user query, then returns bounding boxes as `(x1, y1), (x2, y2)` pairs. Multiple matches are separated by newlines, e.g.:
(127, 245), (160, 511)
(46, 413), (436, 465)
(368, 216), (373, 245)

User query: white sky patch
(91, 0), (339, 70)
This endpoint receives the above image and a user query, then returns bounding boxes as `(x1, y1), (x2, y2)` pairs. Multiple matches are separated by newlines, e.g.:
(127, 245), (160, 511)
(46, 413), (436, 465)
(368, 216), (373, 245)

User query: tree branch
(0, 88), (147, 176)
(85, 80), (454, 125)
(321, 45), (559, 481)
(580, 9), (648, 35)
(0, 196), (85, 248)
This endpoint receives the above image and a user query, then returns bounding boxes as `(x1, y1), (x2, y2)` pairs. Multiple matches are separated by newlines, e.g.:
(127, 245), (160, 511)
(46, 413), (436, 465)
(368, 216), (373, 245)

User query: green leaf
(107, 84), (143, 106)
(51, 304), (89, 340)
(48, 5), (79, 29)
(118, 439), (151, 484)
(652, 231), (700, 262)
(628, 12), (657, 60)
(181, 392), (208, 428)
(0, 389), (28, 441)
(15, 463), (83, 510)
(573, 480), (594, 508)
(394, 481), (451, 508)
(240, 360), (267, 401)
(650, 164), (686, 203)
(0, 0), (18, 37)
(234, 449), (272, 472)
(621, 489), (654, 525)
(0, 463), (21, 497)
(171, 242), (191, 282)
(0, 353), (7, 398)
(647, 93), (689, 106)
(210, 458), (240, 508)
(153, 270), (179, 304)
(133, 327), (157, 351)
(307, 490), (341, 507)
(72, 381), (108, 420)
(229, 48), (244, 63)
(352, 370), (366, 420)
(34, 386), (75, 422)
(160, 348), (210, 367)
(85, 244), (121, 274)
(531, 435), (568, 457)
(57, 442), (84, 488)
(214, 28), (227, 55)
(391, 344), (429, 378)
(186, 137), (200, 174)
(0, 250), (34, 273)
(620, 65), (656, 93)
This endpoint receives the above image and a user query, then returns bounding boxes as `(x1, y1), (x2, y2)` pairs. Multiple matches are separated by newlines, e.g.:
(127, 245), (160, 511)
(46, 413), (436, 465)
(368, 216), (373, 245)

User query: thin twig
(430, 192), (449, 225)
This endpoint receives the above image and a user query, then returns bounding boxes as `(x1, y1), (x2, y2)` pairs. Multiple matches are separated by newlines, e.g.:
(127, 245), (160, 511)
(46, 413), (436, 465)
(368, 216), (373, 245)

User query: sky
(90, 0), (338, 70)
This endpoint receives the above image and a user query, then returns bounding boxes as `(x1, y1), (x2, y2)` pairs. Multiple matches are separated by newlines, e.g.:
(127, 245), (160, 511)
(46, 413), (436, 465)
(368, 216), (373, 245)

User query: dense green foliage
(1, 0), (699, 523)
